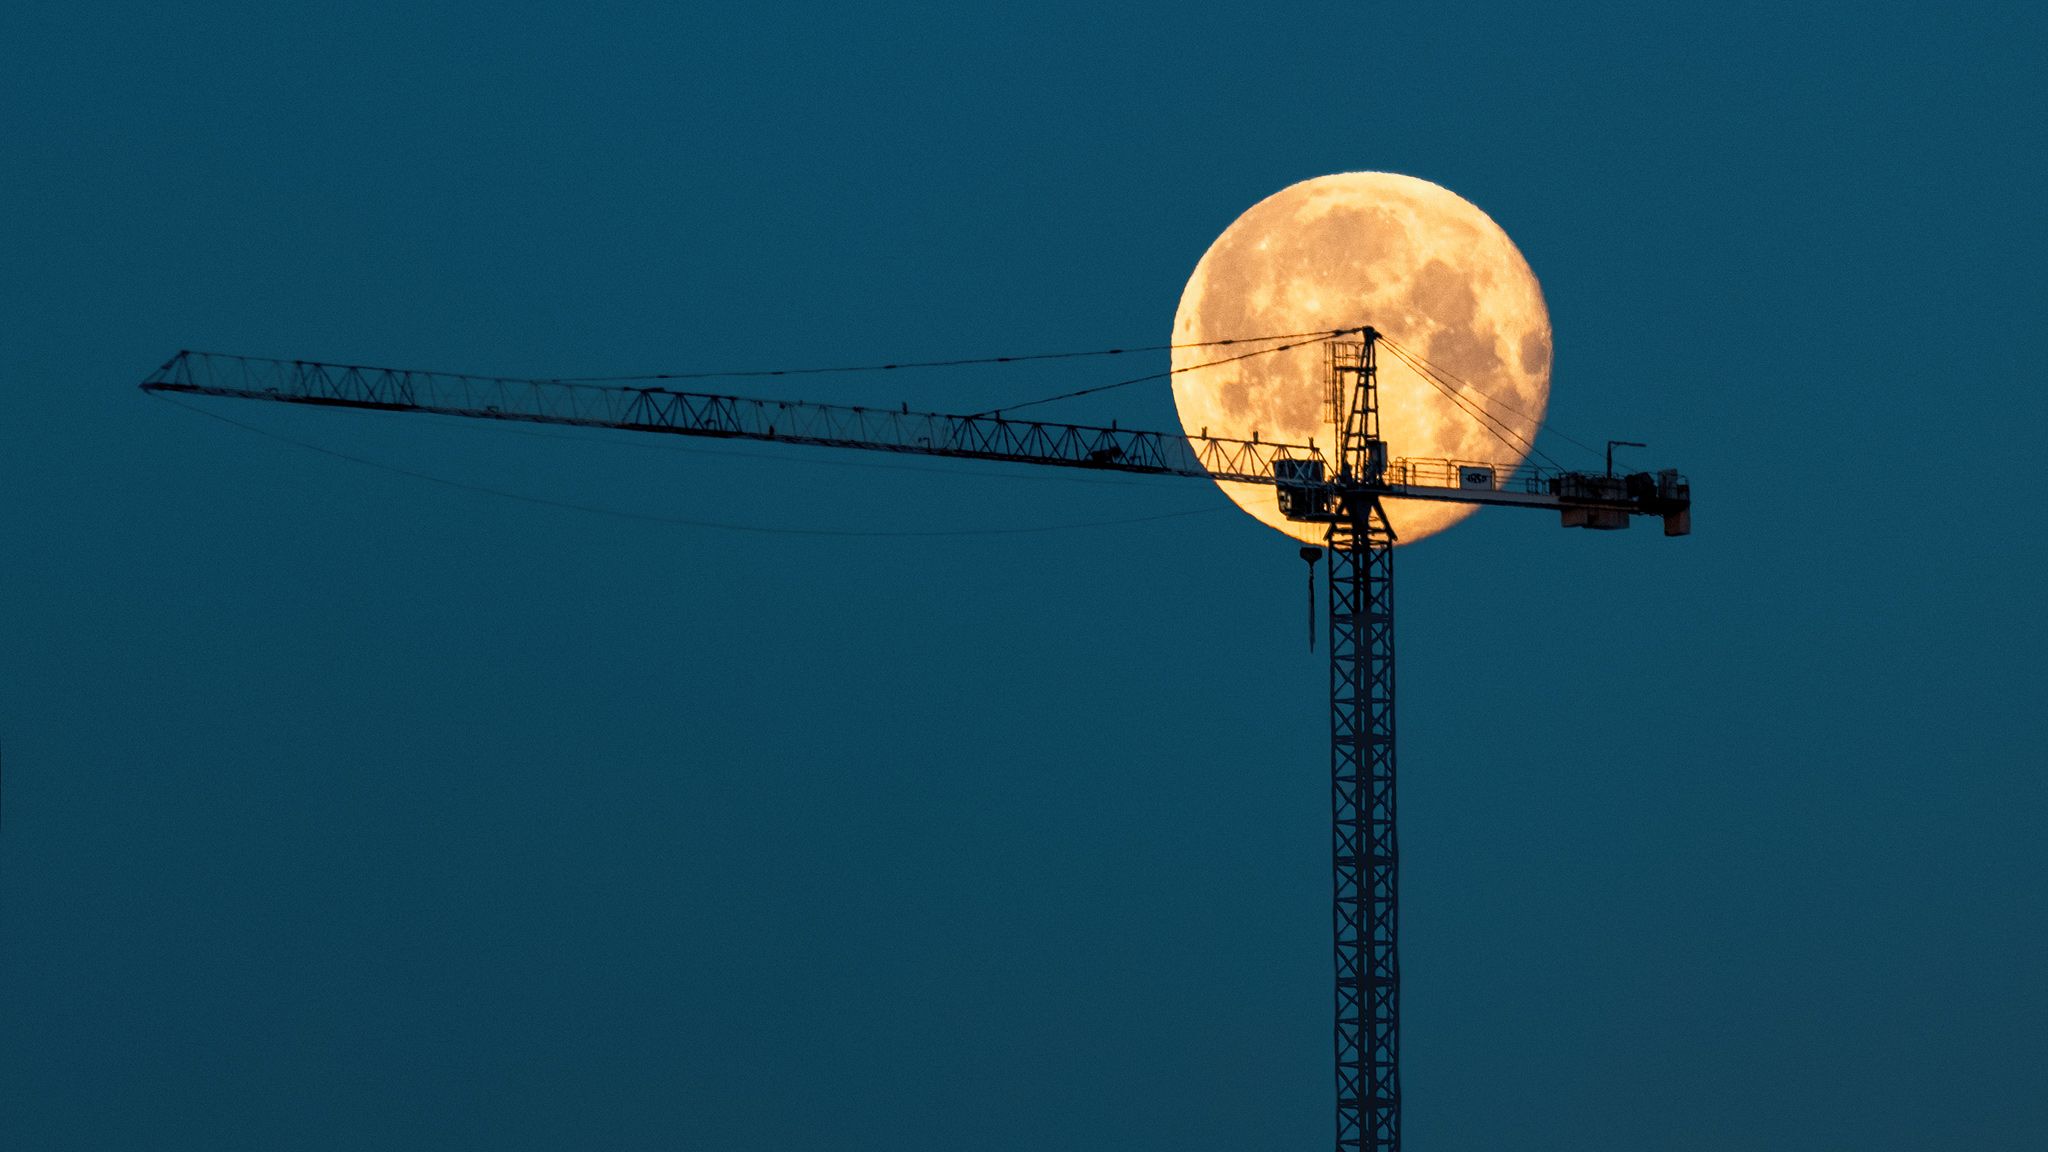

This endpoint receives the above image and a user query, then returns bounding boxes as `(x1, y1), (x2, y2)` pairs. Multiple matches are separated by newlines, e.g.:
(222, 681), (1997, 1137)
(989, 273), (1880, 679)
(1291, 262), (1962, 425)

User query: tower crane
(141, 327), (1690, 1152)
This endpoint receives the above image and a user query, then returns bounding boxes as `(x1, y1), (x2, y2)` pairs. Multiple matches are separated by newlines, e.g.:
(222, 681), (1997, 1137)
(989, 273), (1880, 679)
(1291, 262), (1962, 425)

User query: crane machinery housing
(142, 326), (1690, 1152)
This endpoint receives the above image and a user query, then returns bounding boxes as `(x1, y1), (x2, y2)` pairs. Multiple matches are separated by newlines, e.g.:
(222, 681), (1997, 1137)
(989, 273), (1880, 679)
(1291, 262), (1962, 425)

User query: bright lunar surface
(1171, 172), (1552, 545)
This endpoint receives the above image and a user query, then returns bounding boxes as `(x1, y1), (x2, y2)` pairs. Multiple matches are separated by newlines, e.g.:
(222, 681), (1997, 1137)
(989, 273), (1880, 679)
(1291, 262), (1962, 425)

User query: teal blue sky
(3, 2), (2044, 1148)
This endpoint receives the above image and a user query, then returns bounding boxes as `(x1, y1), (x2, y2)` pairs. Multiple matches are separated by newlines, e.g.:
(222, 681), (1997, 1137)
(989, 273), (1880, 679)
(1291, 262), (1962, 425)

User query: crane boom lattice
(139, 329), (1690, 1152)
(141, 351), (1316, 484)
(1329, 498), (1400, 1152)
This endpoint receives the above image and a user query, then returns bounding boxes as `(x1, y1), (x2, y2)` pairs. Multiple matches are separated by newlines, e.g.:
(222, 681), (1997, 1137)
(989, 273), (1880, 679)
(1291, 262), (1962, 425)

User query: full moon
(1171, 172), (1552, 545)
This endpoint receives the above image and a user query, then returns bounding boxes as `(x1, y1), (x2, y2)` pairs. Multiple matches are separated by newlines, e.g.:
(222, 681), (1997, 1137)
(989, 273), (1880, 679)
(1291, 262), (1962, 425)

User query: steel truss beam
(139, 352), (1688, 524)
(133, 341), (1692, 1152)
(1328, 498), (1398, 1152)
(140, 350), (1316, 485)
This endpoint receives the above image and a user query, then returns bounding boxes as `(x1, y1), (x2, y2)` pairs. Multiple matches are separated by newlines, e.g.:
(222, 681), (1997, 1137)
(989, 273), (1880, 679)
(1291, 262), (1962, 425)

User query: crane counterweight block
(1273, 460), (1692, 536)
(1551, 469), (1693, 536)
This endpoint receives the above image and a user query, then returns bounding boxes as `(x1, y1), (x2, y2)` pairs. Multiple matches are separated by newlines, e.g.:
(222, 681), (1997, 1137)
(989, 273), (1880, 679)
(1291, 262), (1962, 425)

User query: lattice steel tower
(142, 330), (1690, 1152)
(1323, 333), (1403, 1152)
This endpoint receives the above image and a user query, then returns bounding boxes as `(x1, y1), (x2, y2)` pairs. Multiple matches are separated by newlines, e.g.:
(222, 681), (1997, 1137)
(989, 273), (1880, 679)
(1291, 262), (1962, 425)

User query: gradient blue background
(4, 2), (2044, 1148)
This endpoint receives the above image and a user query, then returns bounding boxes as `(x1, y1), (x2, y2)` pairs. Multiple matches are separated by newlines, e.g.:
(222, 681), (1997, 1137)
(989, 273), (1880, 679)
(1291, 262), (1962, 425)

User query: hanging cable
(544, 327), (1355, 384)
(453, 419), (1162, 488)
(1300, 545), (1323, 651)
(1378, 339), (1526, 454)
(1379, 338), (1563, 470)
(148, 393), (1225, 539)
(1377, 334), (1603, 463)
(971, 328), (1357, 418)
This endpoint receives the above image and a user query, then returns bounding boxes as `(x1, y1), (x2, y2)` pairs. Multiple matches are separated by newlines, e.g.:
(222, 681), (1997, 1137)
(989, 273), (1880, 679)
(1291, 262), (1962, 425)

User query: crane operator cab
(1274, 456), (1335, 522)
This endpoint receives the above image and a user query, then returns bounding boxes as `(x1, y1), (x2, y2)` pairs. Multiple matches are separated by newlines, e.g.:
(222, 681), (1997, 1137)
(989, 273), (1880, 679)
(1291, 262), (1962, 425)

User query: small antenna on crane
(1606, 439), (1646, 477)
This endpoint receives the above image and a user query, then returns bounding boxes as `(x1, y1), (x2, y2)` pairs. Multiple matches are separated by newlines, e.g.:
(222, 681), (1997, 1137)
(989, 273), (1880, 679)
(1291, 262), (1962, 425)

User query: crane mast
(1325, 334), (1402, 1152)
(141, 337), (1688, 1152)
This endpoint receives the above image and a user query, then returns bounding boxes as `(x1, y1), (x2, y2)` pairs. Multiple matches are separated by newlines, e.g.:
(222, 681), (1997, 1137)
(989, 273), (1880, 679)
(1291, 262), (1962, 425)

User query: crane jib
(138, 350), (1690, 532)
(140, 350), (1310, 485)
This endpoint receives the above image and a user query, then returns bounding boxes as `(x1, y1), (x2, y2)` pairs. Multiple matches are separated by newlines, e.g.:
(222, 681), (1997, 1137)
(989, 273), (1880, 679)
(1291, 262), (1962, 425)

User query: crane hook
(1299, 545), (1323, 651)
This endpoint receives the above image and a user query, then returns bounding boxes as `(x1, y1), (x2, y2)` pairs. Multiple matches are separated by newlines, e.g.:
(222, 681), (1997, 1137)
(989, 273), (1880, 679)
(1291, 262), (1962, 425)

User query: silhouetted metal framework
(141, 351), (1316, 484)
(1319, 333), (1402, 1152)
(139, 337), (1691, 1152)
(1326, 498), (1399, 1152)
